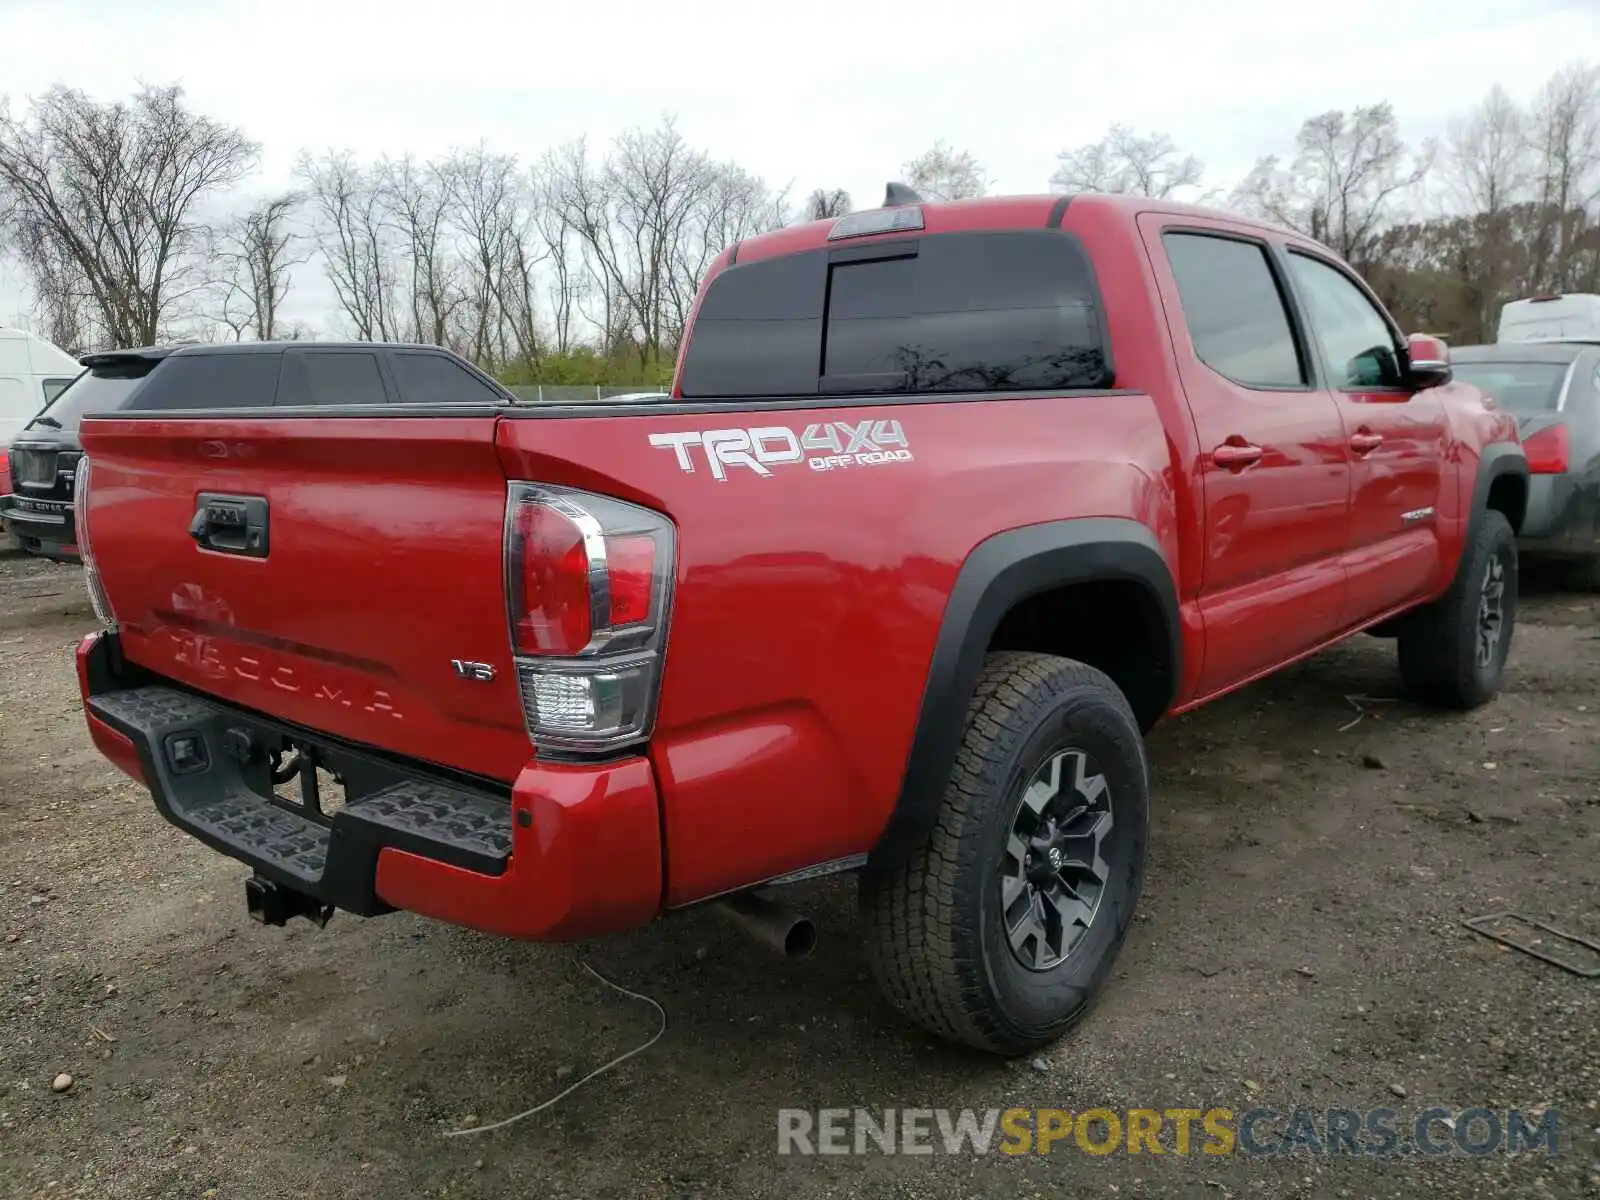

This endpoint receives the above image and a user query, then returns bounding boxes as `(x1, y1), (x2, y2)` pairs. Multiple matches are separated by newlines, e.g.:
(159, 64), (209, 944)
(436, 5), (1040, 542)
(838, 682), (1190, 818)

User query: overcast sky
(1, 0), (1595, 335)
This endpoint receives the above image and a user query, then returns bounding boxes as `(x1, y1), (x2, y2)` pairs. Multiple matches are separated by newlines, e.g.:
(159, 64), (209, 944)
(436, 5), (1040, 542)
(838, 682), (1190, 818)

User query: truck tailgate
(77, 415), (531, 782)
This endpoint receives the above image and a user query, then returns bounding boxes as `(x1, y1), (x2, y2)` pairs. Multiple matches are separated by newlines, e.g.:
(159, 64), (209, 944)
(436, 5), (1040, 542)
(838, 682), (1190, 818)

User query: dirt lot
(1, 550), (1597, 1200)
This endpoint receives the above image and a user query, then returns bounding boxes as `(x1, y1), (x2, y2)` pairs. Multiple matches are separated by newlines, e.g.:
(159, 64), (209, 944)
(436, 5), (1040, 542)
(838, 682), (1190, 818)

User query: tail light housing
(73, 457), (118, 629)
(504, 483), (675, 755)
(1523, 424), (1569, 475)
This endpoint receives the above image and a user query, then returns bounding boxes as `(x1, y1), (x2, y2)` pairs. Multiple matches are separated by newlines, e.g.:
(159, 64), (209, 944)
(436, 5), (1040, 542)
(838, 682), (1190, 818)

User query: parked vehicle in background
(1452, 341), (1600, 588)
(5, 342), (514, 562)
(2, 355), (143, 563)
(69, 189), (1527, 1055)
(0, 328), (81, 445)
(1497, 294), (1600, 343)
(0, 450), (13, 552)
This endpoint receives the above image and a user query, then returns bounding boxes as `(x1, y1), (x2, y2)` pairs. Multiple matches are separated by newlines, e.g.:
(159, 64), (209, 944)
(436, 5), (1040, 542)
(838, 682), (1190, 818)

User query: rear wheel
(1397, 509), (1517, 709)
(860, 652), (1149, 1054)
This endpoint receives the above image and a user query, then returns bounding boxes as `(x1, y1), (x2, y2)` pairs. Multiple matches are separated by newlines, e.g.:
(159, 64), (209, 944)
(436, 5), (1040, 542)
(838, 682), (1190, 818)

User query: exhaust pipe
(714, 890), (817, 959)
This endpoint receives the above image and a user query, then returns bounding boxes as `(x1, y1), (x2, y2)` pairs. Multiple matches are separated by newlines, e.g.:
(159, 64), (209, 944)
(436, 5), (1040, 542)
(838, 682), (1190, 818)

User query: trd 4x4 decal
(648, 420), (913, 481)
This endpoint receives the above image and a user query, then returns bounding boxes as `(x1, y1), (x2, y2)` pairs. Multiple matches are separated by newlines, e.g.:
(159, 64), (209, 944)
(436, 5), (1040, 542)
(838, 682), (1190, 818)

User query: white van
(1497, 294), (1600, 344)
(0, 328), (82, 446)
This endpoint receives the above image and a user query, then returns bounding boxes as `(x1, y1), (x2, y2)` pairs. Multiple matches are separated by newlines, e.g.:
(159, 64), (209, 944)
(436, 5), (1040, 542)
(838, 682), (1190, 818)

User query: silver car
(1451, 340), (1600, 588)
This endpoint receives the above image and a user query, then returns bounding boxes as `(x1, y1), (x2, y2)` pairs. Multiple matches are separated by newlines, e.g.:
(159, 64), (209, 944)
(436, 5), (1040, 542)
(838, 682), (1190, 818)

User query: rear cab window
(677, 231), (1114, 399)
(1450, 360), (1576, 412)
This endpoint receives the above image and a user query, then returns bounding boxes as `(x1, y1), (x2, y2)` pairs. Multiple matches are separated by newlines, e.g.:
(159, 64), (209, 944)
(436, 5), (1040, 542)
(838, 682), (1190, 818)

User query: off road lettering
(651, 420), (913, 480)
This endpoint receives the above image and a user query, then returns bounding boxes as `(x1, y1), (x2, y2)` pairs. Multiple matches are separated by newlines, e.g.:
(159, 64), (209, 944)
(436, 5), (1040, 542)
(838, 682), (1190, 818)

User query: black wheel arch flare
(870, 517), (1180, 870)
(1471, 441), (1530, 536)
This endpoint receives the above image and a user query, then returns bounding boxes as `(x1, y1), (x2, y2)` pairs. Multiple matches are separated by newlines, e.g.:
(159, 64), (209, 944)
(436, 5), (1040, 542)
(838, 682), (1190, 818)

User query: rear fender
(868, 517), (1179, 870)
(1471, 441), (1530, 536)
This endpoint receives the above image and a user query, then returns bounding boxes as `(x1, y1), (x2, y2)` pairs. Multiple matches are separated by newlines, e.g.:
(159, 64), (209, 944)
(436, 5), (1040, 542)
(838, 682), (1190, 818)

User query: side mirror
(1406, 334), (1452, 389)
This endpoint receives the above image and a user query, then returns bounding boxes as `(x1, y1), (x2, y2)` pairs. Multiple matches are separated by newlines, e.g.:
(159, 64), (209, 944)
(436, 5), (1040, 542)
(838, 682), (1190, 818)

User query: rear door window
(126, 354), (282, 412)
(1162, 232), (1306, 389)
(389, 351), (508, 405)
(678, 231), (1113, 398)
(277, 351), (388, 407)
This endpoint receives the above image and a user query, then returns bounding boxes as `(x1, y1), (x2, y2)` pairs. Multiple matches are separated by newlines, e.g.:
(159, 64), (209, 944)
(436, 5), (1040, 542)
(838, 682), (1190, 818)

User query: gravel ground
(1, 549), (1597, 1199)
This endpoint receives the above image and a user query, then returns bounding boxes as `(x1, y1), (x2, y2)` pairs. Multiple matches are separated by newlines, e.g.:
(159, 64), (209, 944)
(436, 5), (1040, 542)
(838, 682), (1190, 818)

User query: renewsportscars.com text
(776, 1106), (1561, 1158)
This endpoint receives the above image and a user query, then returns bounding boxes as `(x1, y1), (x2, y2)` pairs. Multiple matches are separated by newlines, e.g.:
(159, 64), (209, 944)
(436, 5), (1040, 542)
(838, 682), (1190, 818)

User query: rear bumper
(76, 630), (662, 941)
(0, 494), (75, 545)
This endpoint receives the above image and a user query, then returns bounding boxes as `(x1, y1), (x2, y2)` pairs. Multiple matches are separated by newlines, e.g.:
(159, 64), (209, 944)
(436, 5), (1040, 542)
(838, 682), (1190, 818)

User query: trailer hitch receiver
(245, 875), (335, 928)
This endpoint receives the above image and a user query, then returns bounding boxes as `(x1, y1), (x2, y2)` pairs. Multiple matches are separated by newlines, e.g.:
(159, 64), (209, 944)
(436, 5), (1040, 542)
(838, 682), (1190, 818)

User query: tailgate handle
(190, 493), (270, 558)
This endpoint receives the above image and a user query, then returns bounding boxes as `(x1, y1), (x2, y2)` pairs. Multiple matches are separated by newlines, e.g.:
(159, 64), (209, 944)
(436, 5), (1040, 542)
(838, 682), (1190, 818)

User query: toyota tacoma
(70, 189), (1527, 1054)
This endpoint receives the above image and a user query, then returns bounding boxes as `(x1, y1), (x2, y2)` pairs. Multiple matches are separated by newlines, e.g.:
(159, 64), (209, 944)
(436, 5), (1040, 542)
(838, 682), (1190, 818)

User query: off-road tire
(860, 651), (1149, 1055)
(1397, 509), (1517, 709)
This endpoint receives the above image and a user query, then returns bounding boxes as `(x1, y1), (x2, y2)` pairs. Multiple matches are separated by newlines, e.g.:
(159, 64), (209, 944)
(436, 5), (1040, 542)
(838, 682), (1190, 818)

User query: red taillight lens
(512, 501), (594, 655)
(1523, 424), (1569, 474)
(503, 484), (676, 755)
(606, 534), (656, 626)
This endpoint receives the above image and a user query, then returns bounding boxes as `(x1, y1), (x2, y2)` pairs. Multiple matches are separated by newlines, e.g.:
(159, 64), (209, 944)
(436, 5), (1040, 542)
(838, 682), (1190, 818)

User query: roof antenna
(883, 182), (923, 207)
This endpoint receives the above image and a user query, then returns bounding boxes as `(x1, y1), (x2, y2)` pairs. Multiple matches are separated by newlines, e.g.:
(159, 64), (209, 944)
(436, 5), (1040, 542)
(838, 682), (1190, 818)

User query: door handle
(1212, 440), (1263, 470)
(1349, 431), (1383, 454)
(189, 493), (270, 558)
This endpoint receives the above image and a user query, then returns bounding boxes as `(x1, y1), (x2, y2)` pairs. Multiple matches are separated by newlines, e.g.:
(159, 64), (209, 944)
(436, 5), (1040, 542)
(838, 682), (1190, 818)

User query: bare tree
(544, 136), (631, 354)
(1230, 102), (1431, 268)
(493, 192), (551, 373)
(1441, 85), (1531, 334)
(1445, 85), (1529, 217)
(665, 162), (787, 338)
(902, 141), (988, 202)
(443, 145), (536, 368)
(801, 187), (851, 221)
(379, 154), (463, 347)
(213, 192), (307, 340)
(13, 219), (95, 351)
(1051, 124), (1203, 198)
(529, 159), (580, 357)
(544, 120), (791, 365)
(0, 84), (258, 347)
(551, 119), (708, 363)
(1523, 61), (1600, 293)
(296, 150), (399, 340)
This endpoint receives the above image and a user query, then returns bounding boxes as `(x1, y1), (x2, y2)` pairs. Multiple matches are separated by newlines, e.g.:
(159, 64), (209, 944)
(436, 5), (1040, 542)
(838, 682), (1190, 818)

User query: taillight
(73, 457), (117, 630)
(605, 534), (657, 626)
(1523, 424), (1569, 474)
(503, 483), (675, 755)
(511, 500), (596, 655)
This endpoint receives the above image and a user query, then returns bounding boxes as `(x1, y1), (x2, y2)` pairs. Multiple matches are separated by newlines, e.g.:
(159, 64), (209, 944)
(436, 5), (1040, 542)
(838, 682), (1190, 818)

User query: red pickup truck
(71, 189), (1526, 1054)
